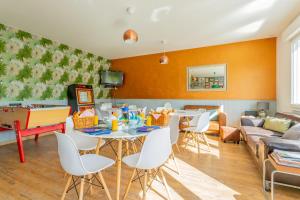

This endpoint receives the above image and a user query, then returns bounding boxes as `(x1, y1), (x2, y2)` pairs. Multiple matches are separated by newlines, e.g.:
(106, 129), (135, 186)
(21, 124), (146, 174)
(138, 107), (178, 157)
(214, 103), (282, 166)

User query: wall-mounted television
(100, 71), (124, 87)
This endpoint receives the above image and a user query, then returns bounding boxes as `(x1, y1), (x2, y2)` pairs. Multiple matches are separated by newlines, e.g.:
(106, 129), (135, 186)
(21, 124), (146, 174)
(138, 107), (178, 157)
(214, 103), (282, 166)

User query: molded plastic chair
(183, 112), (211, 153)
(164, 102), (172, 109)
(55, 132), (114, 200)
(66, 116), (105, 152)
(169, 114), (181, 174)
(122, 128), (173, 200)
(181, 113), (201, 127)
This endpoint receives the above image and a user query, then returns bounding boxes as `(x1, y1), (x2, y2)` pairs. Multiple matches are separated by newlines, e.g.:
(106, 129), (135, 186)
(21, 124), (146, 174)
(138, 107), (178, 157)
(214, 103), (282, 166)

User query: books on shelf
(270, 149), (300, 168)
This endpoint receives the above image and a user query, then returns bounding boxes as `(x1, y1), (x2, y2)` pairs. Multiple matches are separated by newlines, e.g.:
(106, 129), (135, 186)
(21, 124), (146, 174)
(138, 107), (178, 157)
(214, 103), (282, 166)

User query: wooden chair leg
(98, 172), (112, 200)
(61, 175), (72, 200)
(196, 134), (201, 154)
(171, 150), (180, 175)
(88, 174), (93, 194)
(123, 169), (136, 200)
(79, 177), (85, 200)
(143, 170), (148, 200)
(184, 132), (191, 148)
(159, 168), (172, 200)
(183, 131), (188, 141)
(201, 132), (210, 151)
(192, 132), (197, 147)
(175, 143), (180, 153)
(126, 141), (130, 156)
(132, 142), (138, 153)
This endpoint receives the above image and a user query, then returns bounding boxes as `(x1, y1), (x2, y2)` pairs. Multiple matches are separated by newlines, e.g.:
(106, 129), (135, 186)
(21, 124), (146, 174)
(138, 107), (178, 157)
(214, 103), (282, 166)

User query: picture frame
(187, 64), (227, 91)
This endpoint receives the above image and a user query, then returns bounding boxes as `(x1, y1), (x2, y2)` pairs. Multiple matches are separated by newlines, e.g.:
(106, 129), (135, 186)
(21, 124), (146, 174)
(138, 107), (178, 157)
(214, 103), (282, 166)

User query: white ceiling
(0, 0), (300, 59)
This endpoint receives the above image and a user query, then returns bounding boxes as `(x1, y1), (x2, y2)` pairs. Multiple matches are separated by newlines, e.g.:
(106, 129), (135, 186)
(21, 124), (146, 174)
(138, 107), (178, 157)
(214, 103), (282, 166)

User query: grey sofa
(240, 112), (300, 188)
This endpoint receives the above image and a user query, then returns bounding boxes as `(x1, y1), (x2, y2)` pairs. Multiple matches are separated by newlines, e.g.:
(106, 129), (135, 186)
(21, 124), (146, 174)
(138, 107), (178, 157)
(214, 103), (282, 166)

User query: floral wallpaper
(0, 23), (111, 101)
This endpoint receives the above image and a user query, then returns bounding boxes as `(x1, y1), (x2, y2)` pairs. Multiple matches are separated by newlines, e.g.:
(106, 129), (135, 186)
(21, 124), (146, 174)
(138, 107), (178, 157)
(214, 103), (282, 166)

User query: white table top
(74, 128), (148, 139)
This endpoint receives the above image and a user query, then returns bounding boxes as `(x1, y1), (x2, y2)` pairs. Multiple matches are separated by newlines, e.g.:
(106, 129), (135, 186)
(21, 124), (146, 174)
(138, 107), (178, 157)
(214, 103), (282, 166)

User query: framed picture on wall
(187, 64), (227, 91)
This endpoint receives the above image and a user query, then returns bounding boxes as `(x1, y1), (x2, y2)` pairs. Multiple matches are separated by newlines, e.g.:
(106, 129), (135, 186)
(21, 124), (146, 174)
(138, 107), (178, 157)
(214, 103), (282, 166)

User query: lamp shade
(159, 55), (169, 64)
(257, 102), (269, 110)
(123, 29), (138, 44)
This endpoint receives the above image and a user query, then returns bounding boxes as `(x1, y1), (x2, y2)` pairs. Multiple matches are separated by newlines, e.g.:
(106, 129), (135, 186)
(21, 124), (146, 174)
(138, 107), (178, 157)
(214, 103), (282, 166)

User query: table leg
(14, 120), (25, 163)
(116, 139), (123, 200)
(271, 171), (276, 200)
(34, 134), (39, 142)
(95, 138), (102, 155)
(263, 159), (266, 192)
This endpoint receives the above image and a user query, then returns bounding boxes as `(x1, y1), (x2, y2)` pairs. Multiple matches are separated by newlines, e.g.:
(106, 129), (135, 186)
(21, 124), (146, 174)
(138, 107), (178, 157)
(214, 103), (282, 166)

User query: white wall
(277, 14), (300, 113)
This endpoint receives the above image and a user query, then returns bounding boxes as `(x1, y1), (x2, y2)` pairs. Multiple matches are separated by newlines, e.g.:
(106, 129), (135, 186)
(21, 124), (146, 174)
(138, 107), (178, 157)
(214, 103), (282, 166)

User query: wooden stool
(220, 126), (240, 144)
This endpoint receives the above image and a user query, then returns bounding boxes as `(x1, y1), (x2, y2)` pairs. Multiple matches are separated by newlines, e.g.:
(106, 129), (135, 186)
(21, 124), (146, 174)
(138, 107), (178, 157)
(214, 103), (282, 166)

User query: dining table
(75, 127), (148, 200)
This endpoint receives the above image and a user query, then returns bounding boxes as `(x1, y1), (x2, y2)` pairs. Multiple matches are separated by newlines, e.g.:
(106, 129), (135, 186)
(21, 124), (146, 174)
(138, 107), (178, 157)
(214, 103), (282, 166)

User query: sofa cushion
(282, 123), (300, 140)
(263, 117), (291, 133)
(241, 116), (265, 127)
(241, 126), (282, 138)
(242, 126), (280, 157)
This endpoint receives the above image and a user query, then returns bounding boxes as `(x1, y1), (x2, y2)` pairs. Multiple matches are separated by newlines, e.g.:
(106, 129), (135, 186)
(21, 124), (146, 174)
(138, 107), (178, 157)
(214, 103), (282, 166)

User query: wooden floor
(0, 134), (299, 200)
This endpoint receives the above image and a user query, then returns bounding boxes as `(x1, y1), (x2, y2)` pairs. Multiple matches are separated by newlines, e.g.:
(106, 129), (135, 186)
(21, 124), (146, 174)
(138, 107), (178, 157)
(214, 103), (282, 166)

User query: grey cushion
(241, 126), (281, 138)
(260, 137), (300, 153)
(282, 124), (300, 140)
(241, 117), (265, 127)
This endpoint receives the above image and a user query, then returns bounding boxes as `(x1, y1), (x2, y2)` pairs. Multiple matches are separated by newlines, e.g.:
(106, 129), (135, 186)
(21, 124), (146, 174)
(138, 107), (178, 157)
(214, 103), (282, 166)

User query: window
(291, 34), (300, 106)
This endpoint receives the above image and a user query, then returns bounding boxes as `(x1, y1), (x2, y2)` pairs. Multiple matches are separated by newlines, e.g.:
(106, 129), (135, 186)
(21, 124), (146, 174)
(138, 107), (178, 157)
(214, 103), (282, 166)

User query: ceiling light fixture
(159, 40), (168, 64)
(123, 7), (138, 44)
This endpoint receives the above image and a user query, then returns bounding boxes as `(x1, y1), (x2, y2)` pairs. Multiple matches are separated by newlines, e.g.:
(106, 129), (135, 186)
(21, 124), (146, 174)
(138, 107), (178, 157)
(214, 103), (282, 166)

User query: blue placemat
(136, 126), (160, 132)
(81, 128), (111, 135)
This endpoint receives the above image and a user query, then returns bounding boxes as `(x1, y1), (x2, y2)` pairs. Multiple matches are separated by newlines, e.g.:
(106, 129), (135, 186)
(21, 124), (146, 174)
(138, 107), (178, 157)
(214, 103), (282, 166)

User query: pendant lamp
(123, 29), (138, 44)
(123, 7), (138, 44)
(160, 40), (169, 64)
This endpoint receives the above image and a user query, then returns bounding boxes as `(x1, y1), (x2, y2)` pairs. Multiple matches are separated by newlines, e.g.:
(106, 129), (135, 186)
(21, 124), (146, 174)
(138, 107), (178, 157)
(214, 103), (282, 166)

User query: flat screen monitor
(100, 71), (124, 87)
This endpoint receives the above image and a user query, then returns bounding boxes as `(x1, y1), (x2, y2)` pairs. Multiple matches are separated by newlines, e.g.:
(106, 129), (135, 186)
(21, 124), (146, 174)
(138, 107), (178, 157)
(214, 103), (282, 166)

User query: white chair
(55, 132), (114, 200)
(164, 102), (172, 110)
(66, 116), (105, 152)
(142, 106), (147, 114)
(182, 113), (201, 127)
(100, 103), (112, 111)
(169, 114), (181, 174)
(183, 112), (211, 153)
(122, 128), (173, 200)
(128, 104), (138, 110)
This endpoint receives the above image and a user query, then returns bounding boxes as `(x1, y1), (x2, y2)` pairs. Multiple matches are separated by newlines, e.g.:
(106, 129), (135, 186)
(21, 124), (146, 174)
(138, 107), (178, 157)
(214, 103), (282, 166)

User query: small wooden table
(263, 155), (300, 200)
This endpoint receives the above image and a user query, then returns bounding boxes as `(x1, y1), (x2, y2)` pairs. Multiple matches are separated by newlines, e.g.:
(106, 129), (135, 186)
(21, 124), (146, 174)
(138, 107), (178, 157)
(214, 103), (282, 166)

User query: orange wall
(111, 38), (276, 100)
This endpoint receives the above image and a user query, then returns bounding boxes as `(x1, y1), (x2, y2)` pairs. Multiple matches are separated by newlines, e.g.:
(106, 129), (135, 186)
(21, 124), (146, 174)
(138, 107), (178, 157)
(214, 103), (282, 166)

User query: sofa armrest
(218, 112), (227, 126)
(260, 137), (300, 154)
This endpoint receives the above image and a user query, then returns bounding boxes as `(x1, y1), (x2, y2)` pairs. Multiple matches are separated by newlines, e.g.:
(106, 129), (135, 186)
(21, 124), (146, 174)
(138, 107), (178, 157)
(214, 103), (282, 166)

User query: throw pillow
(241, 116), (265, 127)
(263, 117), (292, 133)
(282, 123), (300, 140)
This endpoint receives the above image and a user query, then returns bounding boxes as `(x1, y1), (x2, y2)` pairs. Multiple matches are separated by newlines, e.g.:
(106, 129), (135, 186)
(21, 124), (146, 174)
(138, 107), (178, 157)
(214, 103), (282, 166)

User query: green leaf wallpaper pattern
(0, 23), (111, 101)
(0, 40), (5, 53)
(16, 30), (32, 41)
